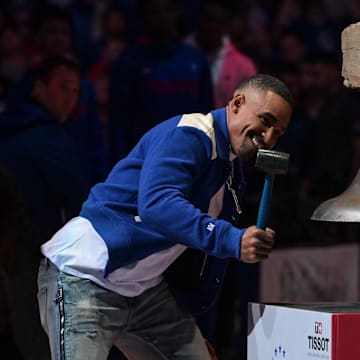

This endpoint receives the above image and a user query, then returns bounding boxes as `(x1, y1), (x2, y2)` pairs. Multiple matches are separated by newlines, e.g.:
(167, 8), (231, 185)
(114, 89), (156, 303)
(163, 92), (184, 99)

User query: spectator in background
(301, 1), (342, 57)
(88, 3), (130, 156)
(65, 0), (136, 70)
(274, 0), (304, 32)
(89, 2), (129, 65)
(29, 4), (74, 65)
(0, 56), (90, 360)
(275, 0), (343, 59)
(276, 30), (307, 67)
(185, 0), (257, 108)
(6, 4), (109, 186)
(242, 16), (276, 73)
(68, 0), (106, 70)
(227, 7), (251, 55)
(108, 0), (213, 163)
(88, 72), (112, 157)
(0, 22), (29, 89)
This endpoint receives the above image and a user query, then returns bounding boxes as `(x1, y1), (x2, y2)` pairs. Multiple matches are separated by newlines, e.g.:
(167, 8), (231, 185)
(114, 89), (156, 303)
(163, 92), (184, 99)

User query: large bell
(311, 168), (360, 222)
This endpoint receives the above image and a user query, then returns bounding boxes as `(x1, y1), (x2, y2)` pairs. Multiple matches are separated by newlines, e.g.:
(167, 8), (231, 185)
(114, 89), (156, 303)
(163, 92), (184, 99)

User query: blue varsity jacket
(80, 107), (247, 313)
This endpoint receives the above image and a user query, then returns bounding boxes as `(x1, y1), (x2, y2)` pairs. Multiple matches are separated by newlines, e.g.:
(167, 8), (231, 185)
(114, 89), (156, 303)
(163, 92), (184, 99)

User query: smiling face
(227, 88), (292, 160)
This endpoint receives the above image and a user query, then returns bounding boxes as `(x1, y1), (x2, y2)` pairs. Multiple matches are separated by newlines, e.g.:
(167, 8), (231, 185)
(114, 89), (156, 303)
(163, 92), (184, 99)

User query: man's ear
(231, 92), (245, 113)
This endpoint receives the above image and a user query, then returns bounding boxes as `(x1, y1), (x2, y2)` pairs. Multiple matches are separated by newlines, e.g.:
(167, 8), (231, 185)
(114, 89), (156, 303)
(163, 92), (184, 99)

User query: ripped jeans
(37, 258), (210, 360)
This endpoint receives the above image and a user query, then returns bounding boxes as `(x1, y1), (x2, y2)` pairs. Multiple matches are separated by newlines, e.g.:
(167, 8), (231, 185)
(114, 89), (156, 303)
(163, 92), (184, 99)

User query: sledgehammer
(255, 149), (290, 229)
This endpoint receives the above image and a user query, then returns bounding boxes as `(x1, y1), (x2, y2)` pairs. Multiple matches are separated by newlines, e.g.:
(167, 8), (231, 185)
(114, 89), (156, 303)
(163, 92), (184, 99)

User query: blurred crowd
(0, 0), (359, 359)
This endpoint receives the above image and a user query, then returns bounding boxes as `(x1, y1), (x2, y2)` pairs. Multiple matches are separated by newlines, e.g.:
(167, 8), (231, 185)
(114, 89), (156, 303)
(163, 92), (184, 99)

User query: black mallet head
(255, 149), (290, 175)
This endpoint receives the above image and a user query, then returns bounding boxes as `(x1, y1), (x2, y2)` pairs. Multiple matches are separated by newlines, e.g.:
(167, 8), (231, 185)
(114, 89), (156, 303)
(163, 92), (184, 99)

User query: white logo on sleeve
(206, 222), (215, 232)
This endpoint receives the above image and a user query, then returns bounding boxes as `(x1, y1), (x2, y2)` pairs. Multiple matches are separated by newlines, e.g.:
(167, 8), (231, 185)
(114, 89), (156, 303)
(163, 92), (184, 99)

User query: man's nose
(263, 127), (278, 149)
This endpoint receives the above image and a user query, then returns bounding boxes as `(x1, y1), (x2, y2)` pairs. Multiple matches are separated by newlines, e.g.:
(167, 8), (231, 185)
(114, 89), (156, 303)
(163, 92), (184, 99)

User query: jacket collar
(211, 107), (232, 161)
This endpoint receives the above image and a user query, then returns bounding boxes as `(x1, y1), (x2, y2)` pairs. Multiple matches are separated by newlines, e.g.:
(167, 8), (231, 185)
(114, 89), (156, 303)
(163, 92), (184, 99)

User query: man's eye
(260, 116), (272, 127)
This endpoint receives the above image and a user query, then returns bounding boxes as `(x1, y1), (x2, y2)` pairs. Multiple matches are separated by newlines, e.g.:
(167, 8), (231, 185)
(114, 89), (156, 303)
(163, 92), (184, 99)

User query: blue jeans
(37, 258), (210, 360)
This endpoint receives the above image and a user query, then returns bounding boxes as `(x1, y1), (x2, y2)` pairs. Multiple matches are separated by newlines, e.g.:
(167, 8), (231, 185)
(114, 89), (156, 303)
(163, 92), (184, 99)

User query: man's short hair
(34, 55), (81, 84)
(236, 74), (295, 109)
